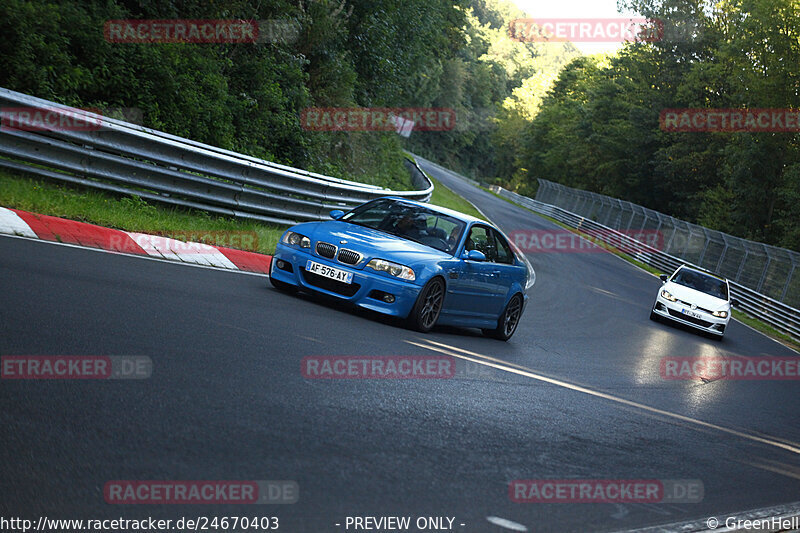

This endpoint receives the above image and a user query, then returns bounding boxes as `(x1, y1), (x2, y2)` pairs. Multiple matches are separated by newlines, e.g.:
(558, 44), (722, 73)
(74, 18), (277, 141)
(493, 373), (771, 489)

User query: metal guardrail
(412, 156), (482, 187)
(0, 88), (433, 226)
(492, 186), (800, 341)
(536, 179), (800, 309)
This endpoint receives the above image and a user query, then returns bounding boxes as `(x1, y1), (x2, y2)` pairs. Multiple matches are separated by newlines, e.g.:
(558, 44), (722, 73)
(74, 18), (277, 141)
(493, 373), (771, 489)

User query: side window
(492, 230), (514, 265)
(467, 226), (498, 262)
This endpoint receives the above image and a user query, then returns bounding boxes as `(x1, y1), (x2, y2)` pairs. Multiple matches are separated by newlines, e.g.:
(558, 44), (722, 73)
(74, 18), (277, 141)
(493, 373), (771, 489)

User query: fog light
(382, 294), (395, 303)
(274, 259), (293, 273)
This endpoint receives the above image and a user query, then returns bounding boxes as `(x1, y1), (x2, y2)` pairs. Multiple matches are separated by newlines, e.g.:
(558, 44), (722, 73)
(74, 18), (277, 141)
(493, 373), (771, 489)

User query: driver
(394, 213), (423, 239)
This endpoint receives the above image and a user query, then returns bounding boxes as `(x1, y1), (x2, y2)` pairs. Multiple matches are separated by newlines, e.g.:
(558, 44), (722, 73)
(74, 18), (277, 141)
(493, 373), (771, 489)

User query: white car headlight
(282, 231), (310, 248)
(366, 259), (415, 281)
(712, 310), (728, 318)
(661, 289), (677, 302)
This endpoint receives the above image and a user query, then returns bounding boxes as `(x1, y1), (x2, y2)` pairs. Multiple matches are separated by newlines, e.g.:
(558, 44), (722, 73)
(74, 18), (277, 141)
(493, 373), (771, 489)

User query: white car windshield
(672, 269), (728, 300)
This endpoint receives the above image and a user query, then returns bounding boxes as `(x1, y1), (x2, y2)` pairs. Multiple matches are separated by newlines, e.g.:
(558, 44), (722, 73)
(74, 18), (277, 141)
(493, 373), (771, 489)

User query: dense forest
(0, 0), (797, 250)
(502, 0), (800, 251)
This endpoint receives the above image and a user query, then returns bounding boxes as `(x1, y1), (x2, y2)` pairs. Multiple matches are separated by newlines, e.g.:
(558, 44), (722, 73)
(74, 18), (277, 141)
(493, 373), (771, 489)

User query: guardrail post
(781, 263), (795, 302)
(603, 198), (614, 227)
(715, 236), (729, 274)
(697, 228), (711, 266)
(756, 249), (772, 294)
(735, 250), (749, 282)
(639, 207), (648, 232)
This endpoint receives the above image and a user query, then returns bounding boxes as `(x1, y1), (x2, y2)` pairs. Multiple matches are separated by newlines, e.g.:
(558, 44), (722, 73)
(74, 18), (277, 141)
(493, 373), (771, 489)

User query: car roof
(677, 264), (728, 282)
(379, 196), (486, 225)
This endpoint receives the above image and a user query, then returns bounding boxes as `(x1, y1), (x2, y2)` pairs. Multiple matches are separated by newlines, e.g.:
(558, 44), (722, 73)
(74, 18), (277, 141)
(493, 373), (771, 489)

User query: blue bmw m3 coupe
(270, 197), (535, 340)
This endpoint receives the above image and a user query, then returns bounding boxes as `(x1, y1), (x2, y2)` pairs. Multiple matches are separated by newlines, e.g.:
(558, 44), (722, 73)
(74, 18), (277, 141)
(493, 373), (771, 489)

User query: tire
(408, 278), (445, 332)
(483, 293), (524, 341)
(270, 276), (297, 293)
(269, 263), (297, 293)
(649, 309), (658, 321)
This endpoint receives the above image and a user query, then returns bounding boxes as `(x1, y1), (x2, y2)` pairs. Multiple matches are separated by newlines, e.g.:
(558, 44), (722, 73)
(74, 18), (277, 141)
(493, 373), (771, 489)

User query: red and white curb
(0, 207), (272, 274)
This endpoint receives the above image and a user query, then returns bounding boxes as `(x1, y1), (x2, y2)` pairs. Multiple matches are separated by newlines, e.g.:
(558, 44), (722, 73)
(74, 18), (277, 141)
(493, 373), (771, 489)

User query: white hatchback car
(650, 265), (739, 338)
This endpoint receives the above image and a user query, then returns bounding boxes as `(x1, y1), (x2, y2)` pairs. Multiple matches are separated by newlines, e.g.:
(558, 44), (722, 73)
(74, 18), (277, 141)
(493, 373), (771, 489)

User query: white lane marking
(0, 207), (37, 238)
(407, 339), (800, 455)
(486, 516), (527, 531)
(741, 457), (800, 481)
(0, 233), (269, 277)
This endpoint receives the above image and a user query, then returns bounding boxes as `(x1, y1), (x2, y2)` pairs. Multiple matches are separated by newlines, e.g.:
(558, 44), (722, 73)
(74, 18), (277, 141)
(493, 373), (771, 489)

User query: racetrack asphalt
(1, 161), (799, 532)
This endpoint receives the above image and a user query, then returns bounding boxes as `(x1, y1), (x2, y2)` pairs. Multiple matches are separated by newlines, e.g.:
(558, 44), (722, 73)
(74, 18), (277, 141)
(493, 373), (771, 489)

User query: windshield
(342, 199), (466, 254)
(672, 269), (729, 300)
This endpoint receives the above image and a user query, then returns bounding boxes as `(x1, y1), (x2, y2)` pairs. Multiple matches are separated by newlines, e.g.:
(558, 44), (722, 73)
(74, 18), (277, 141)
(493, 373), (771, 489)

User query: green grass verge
(731, 310), (799, 351)
(0, 168), (286, 254)
(428, 177), (486, 221)
(481, 186), (800, 350)
(0, 158), (485, 257)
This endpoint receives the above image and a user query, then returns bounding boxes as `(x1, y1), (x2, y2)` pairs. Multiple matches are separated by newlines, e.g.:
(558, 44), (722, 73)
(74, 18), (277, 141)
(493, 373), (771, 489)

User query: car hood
(664, 282), (729, 310)
(293, 220), (452, 265)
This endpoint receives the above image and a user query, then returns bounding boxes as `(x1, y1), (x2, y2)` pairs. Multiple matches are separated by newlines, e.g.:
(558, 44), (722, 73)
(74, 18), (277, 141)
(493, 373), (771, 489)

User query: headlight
(712, 310), (728, 318)
(282, 231), (310, 248)
(661, 289), (677, 302)
(366, 259), (415, 281)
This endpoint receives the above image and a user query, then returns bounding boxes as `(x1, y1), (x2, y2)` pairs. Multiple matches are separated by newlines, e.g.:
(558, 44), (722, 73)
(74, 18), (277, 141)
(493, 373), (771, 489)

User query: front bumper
(652, 294), (729, 336)
(270, 244), (423, 318)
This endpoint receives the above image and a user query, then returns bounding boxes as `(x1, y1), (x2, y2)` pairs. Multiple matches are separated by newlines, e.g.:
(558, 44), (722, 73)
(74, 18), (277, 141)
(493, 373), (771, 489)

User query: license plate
(681, 308), (702, 319)
(306, 260), (353, 284)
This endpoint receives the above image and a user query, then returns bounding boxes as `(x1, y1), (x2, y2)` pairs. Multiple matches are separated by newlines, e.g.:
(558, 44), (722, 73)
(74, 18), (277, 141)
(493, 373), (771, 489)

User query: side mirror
(462, 249), (486, 262)
(730, 299), (740, 308)
(659, 274), (668, 282)
(329, 210), (345, 220)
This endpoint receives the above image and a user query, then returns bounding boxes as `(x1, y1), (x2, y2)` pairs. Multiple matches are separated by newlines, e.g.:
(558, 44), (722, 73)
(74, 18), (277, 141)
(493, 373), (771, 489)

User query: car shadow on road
(266, 284), (486, 339)
(650, 312), (725, 342)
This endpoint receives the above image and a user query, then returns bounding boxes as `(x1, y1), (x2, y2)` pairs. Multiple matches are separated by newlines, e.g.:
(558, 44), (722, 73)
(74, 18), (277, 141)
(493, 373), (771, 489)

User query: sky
(511, 0), (639, 55)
